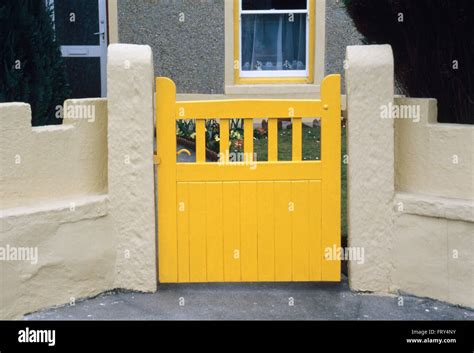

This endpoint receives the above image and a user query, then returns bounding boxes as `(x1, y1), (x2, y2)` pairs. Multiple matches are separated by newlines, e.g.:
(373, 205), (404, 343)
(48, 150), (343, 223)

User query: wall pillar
(345, 45), (395, 292)
(107, 44), (157, 292)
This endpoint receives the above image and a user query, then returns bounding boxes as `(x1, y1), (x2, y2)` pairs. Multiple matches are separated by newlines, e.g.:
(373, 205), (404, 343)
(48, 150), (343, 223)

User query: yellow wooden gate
(156, 75), (341, 283)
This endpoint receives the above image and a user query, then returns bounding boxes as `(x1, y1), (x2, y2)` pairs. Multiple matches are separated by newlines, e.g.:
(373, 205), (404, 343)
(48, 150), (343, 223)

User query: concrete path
(26, 278), (473, 321)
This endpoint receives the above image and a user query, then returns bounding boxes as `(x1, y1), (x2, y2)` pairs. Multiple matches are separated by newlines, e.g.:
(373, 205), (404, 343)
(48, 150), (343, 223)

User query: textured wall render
(107, 44), (157, 292)
(345, 45), (473, 308)
(395, 98), (474, 200)
(117, 0), (225, 94)
(0, 44), (159, 319)
(0, 100), (116, 319)
(0, 100), (108, 209)
(345, 45), (395, 292)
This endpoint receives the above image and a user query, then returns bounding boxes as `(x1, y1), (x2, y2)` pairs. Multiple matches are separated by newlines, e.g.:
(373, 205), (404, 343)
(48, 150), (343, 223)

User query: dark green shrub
(344, 0), (474, 124)
(0, 0), (70, 126)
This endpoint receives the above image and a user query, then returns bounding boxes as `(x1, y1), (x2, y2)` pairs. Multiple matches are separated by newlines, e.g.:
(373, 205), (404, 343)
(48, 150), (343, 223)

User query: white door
(48, 0), (108, 98)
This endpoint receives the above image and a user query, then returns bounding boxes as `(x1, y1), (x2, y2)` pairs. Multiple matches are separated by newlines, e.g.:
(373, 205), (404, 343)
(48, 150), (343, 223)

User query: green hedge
(0, 0), (70, 126)
(344, 0), (473, 124)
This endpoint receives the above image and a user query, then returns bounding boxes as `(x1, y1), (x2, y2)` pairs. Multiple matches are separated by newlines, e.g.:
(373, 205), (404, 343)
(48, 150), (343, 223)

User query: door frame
(47, 0), (108, 97)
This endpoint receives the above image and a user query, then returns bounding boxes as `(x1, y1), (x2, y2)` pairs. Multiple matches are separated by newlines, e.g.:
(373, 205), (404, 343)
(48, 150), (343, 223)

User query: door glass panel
(63, 57), (101, 99)
(54, 0), (99, 46)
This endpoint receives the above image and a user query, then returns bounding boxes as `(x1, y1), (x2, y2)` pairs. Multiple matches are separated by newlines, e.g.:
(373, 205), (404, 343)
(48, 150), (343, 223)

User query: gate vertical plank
(206, 182), (224, 282)
(220, 120), (230, 162)
(274, 181), (292, 281)
(257, 181), (275, 281)
(267, 119), (278, 162)
(292, 118), (302, 162)
(244, 119), (254, 161)
(189, 182), (207, 282)
(223, 182), (241, 281)
(157, 78), (178, 283)
(321, 75), (341, 281)
(196, 120), (206, 163)
(292, 181), (310, 281)
(240, 181), (258, 281)
(177, 182), (190, 282)
(309, 180), (322, 281)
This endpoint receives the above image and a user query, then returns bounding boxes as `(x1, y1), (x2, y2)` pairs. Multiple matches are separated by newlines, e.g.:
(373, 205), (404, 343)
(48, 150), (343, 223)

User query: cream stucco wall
(345, 45), (395, 293)
(392, 211), (473, 308)
(107, 44), (157, 292)
(346, 45), (474, 308)
(0, 194), (116, 320)
(0, 100), (108, 209)
(392, 97), (474, 308)
(0, 100), (115, 319)
(395, 98), (474, 200)
(0, 44), (157, 319)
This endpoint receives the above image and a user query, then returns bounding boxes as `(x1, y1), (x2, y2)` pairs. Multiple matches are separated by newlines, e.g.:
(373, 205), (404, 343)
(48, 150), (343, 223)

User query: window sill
(225, 83), (321, 97)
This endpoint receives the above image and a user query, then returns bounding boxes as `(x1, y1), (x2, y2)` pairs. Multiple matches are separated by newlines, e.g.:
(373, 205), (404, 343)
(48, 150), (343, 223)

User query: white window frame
(239, 0), (310, 79)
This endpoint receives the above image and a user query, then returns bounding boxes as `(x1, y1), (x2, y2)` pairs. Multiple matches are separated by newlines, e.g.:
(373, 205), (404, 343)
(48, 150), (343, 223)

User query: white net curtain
(240, 0), (308, 73)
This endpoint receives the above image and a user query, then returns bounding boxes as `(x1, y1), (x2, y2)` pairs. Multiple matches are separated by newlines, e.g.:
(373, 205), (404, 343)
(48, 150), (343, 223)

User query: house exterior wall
(325, 0), (363, 92)
(116, 0), (225, 94)
(113, 0), (360, 95)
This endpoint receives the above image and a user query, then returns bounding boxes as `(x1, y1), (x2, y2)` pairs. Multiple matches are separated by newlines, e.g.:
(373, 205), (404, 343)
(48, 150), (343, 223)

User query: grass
(253, 124), (348, 237)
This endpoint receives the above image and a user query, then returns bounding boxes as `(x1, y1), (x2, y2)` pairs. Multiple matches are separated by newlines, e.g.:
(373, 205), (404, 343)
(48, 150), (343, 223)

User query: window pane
(242, 0), (307, 11)
(241, 14), (307, 72)
(53, 0), (99, 46)
(63, 57), (101, 98)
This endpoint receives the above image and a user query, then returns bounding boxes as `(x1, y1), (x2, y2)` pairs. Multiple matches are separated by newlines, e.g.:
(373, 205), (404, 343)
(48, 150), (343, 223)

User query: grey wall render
(325, 0), (364, 92)
(117, 0), (225, 94)
(117, 0), (362, 94)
